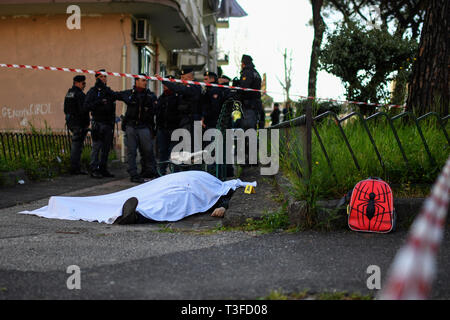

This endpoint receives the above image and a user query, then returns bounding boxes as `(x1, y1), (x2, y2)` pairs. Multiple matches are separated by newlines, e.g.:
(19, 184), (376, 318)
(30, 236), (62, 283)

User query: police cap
(180, 67), (193, 75)
(241, 54), (253, 65)
(135, 73), (148, 81)
(73, 75), (86, 83)
(204, 71), (218, 81)
(95, 69), (106, 78)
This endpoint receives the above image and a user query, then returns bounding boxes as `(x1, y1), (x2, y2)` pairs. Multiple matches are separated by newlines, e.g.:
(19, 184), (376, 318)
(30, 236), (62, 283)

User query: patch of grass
(0, 127), (119, 185)
(263, 289), (373, 300)
(241, 205), (290, 234)
(157, 224), (177, 233)
(316, 291), (373, 300)
(280, 119), (449, 201)
(264, 289), (289, 300)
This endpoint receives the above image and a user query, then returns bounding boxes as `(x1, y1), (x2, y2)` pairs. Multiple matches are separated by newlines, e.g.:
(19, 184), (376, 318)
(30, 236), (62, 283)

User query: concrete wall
(0, 13), (134, 131)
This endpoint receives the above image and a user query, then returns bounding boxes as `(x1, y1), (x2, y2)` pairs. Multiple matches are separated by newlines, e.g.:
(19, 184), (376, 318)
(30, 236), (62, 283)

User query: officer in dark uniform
(218, 75), (232, 100)
(201, 71), (224, 130)
(161, 67), (201, 153)
(270, 103), (281, 126)
(64, 75), (89, 175)
(83, 69), (117, 179)
(116, 74), (158, 183)
(218, 75), (231, 86)
(155, 75), (180, 175)
(239, 54), (264, 130)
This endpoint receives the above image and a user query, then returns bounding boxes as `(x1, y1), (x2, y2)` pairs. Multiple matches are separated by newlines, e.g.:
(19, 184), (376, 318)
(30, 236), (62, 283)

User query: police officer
(239, 54), (264, 130)
(161, 67), (201, 153)
(201, 71), (224, 130)
(218, 75), (232, 100)
(218, 75), (231, 86)
(155, 75), (180, 175)
(64, 75), (89, 175)
(117, 74), (158, 183)
(270, 103), (281, 126)
(83, 69), (117, 179)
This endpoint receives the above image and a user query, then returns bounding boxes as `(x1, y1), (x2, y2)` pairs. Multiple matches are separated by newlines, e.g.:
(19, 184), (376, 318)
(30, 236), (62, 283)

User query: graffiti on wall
(1, 103), (53, 126)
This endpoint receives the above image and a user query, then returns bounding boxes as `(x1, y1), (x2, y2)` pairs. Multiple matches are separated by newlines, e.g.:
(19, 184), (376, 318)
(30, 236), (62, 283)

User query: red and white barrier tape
(0, 62), (260, 92)
(378, 156), (450, 300)
(0, 62), (406, 109)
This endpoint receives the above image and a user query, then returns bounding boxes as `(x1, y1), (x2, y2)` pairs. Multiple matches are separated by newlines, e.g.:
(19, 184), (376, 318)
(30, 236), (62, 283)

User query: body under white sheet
(19, 171), (256, 224)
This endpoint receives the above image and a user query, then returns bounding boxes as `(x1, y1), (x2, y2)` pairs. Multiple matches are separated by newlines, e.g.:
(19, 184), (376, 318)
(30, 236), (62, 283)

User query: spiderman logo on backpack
(346, 177), (397, 233)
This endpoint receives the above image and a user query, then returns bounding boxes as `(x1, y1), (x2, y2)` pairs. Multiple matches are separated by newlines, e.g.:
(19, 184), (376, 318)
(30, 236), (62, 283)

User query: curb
(274, 173), (430, 230)
(222, 167), (281, 228)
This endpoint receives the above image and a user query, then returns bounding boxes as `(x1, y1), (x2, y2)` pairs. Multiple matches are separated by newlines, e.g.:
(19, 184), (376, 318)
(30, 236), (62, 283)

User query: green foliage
(263, 289), (372, 300)
(295, 99), (344, 118)
(242, 205), (290, 234)
(319, 20), (418, 107)
(0, 126), (95, 183)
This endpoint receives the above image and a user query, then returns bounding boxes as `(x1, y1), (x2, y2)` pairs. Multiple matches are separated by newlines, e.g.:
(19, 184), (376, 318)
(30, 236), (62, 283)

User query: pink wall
(0, 13), (133, 131)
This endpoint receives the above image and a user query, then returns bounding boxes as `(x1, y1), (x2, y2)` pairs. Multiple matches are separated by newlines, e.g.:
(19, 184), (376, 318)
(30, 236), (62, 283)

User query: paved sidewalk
(0, 161), (130, 209)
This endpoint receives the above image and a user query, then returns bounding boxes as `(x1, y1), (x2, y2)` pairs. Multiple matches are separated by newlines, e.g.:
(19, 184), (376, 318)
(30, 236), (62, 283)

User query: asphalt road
(0, 168), (449, 300)
(1, 205), (449, 299)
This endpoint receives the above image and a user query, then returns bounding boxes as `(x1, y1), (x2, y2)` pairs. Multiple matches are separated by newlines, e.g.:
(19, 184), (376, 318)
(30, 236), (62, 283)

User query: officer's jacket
(162, 81), (202, 119)
(83, 79), (117, 124)
(64, 86), (89, 128)
(239, 66), (262, 102)
(201, 84), (224, 128)
(116, 87), (157, 128)
(270, 109), (281, 125)
(155, 89), (180, 130)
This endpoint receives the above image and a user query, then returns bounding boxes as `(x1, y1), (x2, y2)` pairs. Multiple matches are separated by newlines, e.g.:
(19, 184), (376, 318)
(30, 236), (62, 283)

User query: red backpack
(347, 177), (396, 233)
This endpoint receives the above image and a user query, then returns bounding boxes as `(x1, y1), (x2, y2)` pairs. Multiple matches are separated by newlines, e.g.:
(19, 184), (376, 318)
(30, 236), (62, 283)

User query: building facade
(0, 0), (234, 131)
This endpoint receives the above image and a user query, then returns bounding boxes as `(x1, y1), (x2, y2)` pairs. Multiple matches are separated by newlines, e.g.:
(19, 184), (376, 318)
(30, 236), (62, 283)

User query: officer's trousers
(90, 122), (113, 172)
(156, 128), (176, 175)
(69, 126), (88, 172)
(125, 125), (156, 177)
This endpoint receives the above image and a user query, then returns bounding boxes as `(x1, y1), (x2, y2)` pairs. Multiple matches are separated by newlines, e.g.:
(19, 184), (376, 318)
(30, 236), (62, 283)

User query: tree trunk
(308, 0), (325, 98)
(406, 0), (449, 116)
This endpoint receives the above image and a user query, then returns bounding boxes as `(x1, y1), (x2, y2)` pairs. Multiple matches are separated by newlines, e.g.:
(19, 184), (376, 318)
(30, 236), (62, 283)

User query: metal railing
(269, 110), (449, 176)
(0, 131), (92, 163)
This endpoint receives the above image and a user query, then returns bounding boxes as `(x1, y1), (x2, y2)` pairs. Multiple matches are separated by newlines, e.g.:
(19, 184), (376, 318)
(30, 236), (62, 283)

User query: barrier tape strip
(0, 62), (406, 109)
(378, 156), (450, 300)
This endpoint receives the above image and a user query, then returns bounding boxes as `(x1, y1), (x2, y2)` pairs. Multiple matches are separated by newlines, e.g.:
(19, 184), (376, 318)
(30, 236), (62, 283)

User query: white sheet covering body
(19, 171), (257, 224)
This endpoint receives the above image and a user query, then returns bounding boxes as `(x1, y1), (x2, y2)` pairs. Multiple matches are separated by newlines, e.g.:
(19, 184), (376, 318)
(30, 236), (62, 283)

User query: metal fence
(270, 110), (449, 176)
(0, 131), (92, 163)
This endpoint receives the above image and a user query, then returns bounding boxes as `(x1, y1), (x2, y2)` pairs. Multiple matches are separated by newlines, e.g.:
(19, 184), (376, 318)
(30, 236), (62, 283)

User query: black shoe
(90, 170), (103, 179)
(114, 197), (139, 225)
(130, 175), (145, 183)
(100, 170), (115, 178)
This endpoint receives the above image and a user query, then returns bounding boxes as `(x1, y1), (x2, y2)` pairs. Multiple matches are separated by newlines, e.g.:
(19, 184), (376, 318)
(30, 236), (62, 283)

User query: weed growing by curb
(263, 289), (373, 300)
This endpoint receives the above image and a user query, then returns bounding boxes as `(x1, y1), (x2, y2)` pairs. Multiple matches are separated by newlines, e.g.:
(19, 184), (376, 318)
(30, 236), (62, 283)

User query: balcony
(0, 0), (204, 50)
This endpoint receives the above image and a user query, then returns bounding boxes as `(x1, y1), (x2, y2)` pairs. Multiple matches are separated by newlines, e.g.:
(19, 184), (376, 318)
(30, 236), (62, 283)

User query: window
(139, 47), (152, 76)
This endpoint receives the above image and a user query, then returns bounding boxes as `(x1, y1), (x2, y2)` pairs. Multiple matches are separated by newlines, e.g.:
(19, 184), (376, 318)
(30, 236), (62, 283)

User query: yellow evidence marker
(244, 185), (256, 194)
